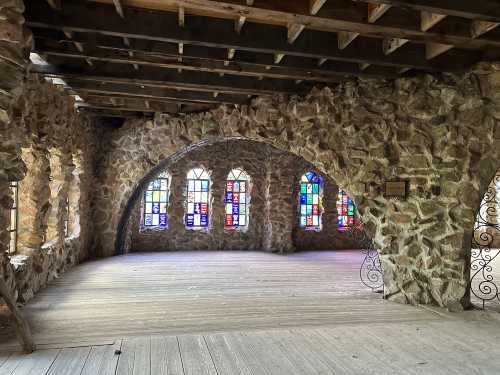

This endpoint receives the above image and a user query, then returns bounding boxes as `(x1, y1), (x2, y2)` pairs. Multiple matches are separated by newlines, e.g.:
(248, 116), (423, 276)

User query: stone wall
(95, 66), (500, 309)
(4, 75), (98, 302)
(127, 140), (359, 252)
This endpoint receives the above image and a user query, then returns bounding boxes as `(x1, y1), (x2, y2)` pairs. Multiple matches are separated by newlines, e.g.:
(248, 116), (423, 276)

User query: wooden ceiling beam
(367, 3), (392, 23)
(35, 49), (352, 83)
(31, 62), (310, 96)
(112, 0), (125, 18)
(310, 0), (327, 15)
(26, 0), (500, 54)
(363, 0), (500, 23)
(60, 79), (248, 104)
(27, 2), (478, 72)
(32, 32), (409, 78)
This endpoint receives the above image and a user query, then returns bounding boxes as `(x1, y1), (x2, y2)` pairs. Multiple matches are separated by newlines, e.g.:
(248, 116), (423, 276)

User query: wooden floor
(2, 250), (500, 374)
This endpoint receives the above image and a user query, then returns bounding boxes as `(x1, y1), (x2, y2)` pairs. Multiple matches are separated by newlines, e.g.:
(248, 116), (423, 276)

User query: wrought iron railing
(348, 223), (384, 294)
(471, 174), (500, 309)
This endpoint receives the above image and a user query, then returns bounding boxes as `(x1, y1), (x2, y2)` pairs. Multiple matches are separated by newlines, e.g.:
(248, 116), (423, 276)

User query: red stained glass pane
(226, 181), (233, 192)
(226, 215), (233, 226)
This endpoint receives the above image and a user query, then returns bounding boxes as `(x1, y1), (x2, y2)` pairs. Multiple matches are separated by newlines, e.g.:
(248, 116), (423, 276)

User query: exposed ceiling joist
(112, 0), (125, 18)
(367, 3), (392, 23)
(365, 0), (500, 23)
(31, 63), (311, 96)
(310, 0), (327, 15)
(27, 2), (478, 72)
(28, 1), (500, 53)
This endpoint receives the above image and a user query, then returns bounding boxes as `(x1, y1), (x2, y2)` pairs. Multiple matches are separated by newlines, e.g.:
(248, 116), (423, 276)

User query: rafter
(310, 0), (327, 15)
(27, 2), (478, 72)
(112, 0), (125, 18)
(367, 3), (391, 23)
(27, 0), (500, 54)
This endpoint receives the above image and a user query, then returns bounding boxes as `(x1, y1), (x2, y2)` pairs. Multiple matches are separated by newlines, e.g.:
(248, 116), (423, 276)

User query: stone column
(0, 0), (31, 298)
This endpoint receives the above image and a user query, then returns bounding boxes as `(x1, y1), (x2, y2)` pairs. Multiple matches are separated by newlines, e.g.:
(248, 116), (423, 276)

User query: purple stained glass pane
(194, 203), (201, 214)
(232, 204), (239, 215)
(226, 192), (233, 203)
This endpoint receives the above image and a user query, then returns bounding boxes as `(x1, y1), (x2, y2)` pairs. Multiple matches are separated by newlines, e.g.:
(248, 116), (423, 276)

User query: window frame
(185, 167), (211, 230)
(299, 171), (324, 232)
(141, 171), (171, 230)
(224, 168), (251, 231)
(8, 181), (18, 254)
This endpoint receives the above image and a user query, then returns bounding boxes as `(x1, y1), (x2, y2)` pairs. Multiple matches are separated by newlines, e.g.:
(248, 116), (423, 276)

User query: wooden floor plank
(115, 337), (150, 375)
(45, 347), (90, 375)
(81, 341), (122, 375)
(10, 349), (60, 375)
(150, 336), (183, 375)
(203, 334), (251, 375)
(0, 353), (23, 375)
(177, 335), (217, 375)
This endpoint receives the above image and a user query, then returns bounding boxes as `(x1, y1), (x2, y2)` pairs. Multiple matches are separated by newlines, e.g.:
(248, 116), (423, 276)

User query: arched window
(225, 168), (251, 230)
(299, 171), (323, 231)
(143, 171), (170, 229)
(185, 167), (211, 229)
(337, 189), (355, 232)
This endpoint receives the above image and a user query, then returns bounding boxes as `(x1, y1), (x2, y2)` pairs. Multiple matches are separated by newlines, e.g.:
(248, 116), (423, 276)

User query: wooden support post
(421, 11), (446, 32)
(471, 20), (499, 38)
(310, 0), (327, 15)
(338, 31), (359, 50)
(112, 0), (125, 19)
(382, 37), (409, 55)
(235, 15), (246, 34)
(0, 279), (35, 353)
(287, 23), (305, 44)
(426, 42), (453, 60)
(368, 3), (391, 23)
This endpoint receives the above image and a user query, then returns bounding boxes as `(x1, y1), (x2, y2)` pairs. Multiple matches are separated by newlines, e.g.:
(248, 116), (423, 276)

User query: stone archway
(94, 72), (500, 308)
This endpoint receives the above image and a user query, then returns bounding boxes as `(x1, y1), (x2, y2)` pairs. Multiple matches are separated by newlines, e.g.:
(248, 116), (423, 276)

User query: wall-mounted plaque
(384, 181), (407, 199)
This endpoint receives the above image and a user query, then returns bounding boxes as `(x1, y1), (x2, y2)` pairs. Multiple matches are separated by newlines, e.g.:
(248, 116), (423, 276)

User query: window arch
(299, 171), (324, 231)
(225, 168), (251, 230)
(185, 167), (211, 229)
(142, 170), (170, 229)
(337, 189), (356, 231)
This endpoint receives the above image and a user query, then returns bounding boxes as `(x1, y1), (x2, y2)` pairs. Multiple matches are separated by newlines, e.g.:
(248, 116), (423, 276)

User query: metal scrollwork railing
(471, 174), (500, 309)
(347, 223), (384, 294)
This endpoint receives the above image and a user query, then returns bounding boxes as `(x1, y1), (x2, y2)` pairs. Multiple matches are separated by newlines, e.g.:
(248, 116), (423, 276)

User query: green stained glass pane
(312, 183), (319, 194)
(307, 194), (313, 204)
(300, 183), (307, 193)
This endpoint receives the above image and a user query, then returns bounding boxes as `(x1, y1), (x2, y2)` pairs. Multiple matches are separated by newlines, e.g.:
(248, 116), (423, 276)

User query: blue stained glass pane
(312, 183), (319, 194)
(232, 204), (239, 215)
(186, 214), (194, 226)
(200, 214), (208, 226)
(159, 214), (168, 227)
(233, 181), (240, 192)
(152, 202), (160, 214)
(226, 192), (233, 203)
(305, 171), (314, 181)
(201, 180), (209, 192)
(194, 203), (201, 214)
(300, 194), (307, 204)
(300, 216), (307, 227)
(144, 214), (153, 226)
(233, 215), (239, 226)
(306, 205), (313, 215)
(153, 180), (161, 190)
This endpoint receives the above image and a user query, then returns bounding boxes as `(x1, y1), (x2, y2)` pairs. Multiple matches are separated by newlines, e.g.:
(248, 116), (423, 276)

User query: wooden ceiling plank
(27, 2), (475, 72)
(367, 3), (391, 23)
(112, 0), (125, 18)
(26, 0), (500, 53)
(310, 0), (327, 15)
(421, 11), (447, 32)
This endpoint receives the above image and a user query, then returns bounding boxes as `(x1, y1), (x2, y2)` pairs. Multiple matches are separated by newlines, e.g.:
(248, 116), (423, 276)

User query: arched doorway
(471, 170), (500, 309)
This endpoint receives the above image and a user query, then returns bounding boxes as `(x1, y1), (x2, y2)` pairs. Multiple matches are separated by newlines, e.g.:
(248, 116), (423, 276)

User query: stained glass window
(185, 167), (211, 229)
(64, 196), (69, 237)
(9, 181), (18, 254)
(225, 168), (250, 230)
(299, 171), (323, 231)
(337, 189), (355, 231)
(143, 171), (170, 229)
